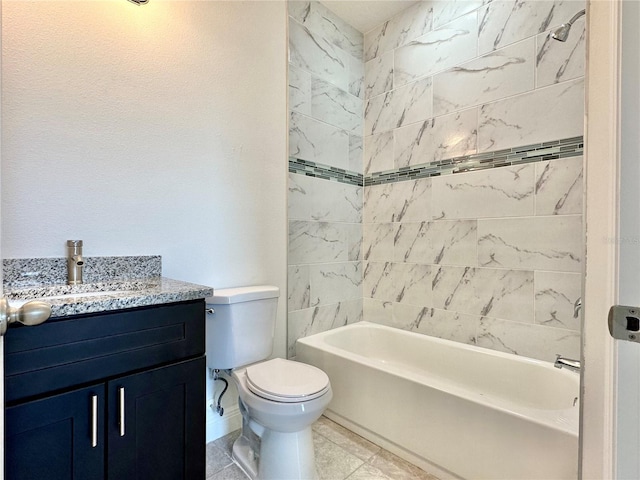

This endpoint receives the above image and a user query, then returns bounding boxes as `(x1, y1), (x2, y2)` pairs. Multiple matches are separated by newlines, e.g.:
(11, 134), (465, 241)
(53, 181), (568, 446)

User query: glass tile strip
(289, 136), (583, 187)
(288, 157), (363, 186)
(362, 136), (583, 186)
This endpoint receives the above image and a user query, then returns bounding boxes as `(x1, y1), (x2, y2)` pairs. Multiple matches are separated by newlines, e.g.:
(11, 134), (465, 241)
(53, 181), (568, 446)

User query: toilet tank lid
(206, 285), (280, 305)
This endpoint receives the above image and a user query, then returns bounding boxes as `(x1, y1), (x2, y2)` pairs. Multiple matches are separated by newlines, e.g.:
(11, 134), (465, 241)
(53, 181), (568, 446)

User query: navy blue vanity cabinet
(5, 384), (106, 479)
(4, 299), (206, 480)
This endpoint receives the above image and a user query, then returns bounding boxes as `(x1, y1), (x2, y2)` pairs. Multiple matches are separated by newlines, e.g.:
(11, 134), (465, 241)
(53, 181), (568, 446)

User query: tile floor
(206, 416), (439, 480)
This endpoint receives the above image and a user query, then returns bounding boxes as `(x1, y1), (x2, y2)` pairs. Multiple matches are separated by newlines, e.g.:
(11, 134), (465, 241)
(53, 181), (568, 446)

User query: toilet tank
(205, 285), (279, 370)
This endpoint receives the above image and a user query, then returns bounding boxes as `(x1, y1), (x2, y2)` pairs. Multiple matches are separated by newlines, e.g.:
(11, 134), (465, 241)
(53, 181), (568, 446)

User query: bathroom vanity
(2, 258), (212, 480)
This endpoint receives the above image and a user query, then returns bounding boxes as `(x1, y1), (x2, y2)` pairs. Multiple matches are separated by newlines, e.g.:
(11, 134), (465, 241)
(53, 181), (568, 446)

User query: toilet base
(232, 421), (318, 480)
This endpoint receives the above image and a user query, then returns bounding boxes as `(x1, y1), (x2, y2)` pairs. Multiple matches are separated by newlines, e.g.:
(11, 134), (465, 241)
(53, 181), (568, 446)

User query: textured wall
(1, 0), (288, 441)
(361, 0), (585, 361)
(2, 0), (287, 310)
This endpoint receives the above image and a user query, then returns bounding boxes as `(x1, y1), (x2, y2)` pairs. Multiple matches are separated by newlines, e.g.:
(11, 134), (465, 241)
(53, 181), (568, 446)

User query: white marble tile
(348, 53), (365, 99)
(432, 266), (534, 322)
(477, 317), (580, 362)
(407, 305), (479, 345)
(478, 78), (584, 152)
(288, 1), (363, 60)
(289, 111), (349, 169)
(287, 173), (362, 223)
(289, 17), (351, 92)
(288, 220), (349, 265)
(433, 39), (535, 116)
(310, 262), (362, 307)
(349, 135), (363, 173)
(288, 264), (310, 311)
(535, 156), (583, 215)
(363, 223), (394, 261)
(389, 178), (433, 223)
(431, 0), (485, 29)
(477, 215), (583, 272)
(536, 23), (585, 88)
(365, 51), (393, 100)
(394, 220), (477, 266)
(364, 184), (394, 224)
(364, 77), (433, 136)
(289, 65), (312, 116)
(363, 262), (432, 306)
(394, 12), (478, 88)
(288, 300), (362, 357)
(288, 172), (311, 221)
(534, 271), (582, 331)
(478, 0), (586, 55)
(364, 2), (433, 62)
(386, 303), (430, 330)
(394, 109), (478, 168)
(364, 180), (432, 225)
(363, 297), (394, 325)
(431, 164), (535, 220)
(346, 223), (363, 261)
(311, 77), (363, 134)
(364, 132), (394, 175)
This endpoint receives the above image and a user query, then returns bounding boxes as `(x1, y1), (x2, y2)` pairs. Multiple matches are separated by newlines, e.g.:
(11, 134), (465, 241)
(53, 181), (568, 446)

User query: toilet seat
(245, 358), (330, 403)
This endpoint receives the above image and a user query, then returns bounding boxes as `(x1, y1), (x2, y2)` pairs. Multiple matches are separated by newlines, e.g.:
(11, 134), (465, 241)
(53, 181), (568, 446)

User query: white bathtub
(296, 322), (579, 480)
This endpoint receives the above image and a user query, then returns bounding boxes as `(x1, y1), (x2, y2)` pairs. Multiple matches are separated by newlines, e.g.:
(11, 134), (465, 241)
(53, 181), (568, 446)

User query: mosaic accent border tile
(289, 157), (364, 186)
(366, 136), (584, 186)
(289, 136), (583, 187)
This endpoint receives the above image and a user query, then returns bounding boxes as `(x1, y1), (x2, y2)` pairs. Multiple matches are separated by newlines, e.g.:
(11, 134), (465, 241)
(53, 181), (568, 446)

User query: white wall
(1, 0), (288, 440)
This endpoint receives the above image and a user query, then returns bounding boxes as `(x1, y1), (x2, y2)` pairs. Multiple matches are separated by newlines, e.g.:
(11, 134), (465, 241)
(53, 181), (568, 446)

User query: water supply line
(210, 368), (229, 416)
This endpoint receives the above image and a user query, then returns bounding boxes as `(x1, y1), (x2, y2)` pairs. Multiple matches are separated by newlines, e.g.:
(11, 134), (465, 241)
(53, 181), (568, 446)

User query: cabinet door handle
(91, 394), (98, 448)
(119, 387), (125, 437)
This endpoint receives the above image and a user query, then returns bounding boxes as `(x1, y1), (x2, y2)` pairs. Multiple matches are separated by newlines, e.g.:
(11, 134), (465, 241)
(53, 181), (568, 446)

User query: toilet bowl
(205, 286), (333, 480)
(231, 358), (332, 479)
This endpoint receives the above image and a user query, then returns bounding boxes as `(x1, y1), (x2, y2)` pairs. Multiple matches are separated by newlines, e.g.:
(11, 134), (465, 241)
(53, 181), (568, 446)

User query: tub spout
(554, 354), (581, 373)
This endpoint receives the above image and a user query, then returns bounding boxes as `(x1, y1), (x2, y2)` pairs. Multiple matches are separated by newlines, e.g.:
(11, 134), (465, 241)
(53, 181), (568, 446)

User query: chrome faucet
(554, 354), (581, 373)
(67, 240), (84, 285)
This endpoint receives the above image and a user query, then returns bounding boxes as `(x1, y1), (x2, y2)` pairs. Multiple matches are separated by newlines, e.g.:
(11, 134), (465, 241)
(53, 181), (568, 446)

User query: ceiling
(321, 1), (420, 33)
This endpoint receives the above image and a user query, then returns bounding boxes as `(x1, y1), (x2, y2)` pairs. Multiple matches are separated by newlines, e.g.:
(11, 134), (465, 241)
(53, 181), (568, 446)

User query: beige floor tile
(314, 433), (365, 480)
(313, 416), (381, 462)
(207, 463), (249, 480)
(345, 462), (395, 480)
(213, 430), (240, 457)
(206, 442), (233, 477)
(368, 448), (439, 480)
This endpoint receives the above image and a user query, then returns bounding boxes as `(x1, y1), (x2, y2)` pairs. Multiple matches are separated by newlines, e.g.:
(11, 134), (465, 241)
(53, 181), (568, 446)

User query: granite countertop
(7, 277), (213, 318)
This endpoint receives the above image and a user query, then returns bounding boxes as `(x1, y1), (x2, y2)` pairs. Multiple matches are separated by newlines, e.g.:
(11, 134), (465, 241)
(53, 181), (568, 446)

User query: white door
(616, 1), (640, 478)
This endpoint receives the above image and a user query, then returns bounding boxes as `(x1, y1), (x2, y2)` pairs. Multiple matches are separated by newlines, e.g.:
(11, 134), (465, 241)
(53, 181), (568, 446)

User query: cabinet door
(107, 357), (205, 480)
(5, 384), (105, 480)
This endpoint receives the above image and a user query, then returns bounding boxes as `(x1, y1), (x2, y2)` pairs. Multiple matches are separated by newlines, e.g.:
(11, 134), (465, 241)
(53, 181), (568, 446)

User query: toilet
(206, 285), (332, 480)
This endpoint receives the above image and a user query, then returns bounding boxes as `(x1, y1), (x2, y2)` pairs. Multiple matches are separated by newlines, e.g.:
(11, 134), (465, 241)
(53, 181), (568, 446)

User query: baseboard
(206, 403), (242, 443)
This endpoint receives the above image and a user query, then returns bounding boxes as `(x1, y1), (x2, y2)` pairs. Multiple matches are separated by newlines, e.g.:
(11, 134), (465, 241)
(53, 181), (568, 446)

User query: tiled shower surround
(288, 0), (585, 362)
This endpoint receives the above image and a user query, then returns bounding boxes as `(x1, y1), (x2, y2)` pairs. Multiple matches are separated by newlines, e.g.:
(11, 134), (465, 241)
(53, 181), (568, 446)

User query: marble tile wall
(359, 0), (585, 362)
(288, 0), (585, 362)
(288, 1), (364, 357)
(363, 156), (583, 362)
(363, 0), (586, 175)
